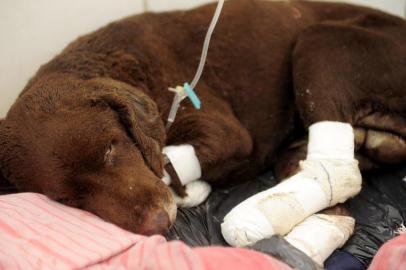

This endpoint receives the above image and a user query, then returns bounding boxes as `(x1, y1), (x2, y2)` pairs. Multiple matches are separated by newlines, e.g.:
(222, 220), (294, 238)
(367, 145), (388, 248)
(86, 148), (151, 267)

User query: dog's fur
(0, 0), (405, 234)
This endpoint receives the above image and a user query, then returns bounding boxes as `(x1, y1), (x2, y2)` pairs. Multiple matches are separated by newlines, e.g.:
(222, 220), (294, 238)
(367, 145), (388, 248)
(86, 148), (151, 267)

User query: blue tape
(184, 83), (201, 109)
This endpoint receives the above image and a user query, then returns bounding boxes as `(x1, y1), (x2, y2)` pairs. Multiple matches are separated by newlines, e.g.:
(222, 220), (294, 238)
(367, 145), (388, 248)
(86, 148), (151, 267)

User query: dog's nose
(138, 209), (171, 236)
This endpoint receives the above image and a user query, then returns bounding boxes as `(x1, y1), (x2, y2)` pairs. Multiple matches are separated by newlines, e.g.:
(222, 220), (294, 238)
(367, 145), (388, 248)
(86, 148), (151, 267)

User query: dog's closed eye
(104, 141), (117, 165)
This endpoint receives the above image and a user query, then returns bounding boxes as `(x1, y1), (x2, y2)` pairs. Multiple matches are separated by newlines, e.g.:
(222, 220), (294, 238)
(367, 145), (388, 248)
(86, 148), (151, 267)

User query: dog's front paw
(171, 180), (211, 208)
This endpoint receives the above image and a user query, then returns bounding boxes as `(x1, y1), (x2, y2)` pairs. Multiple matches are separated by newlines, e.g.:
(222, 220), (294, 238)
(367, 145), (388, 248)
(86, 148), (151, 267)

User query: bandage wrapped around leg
(221, 121), (362, 247)
(306, 121), (355, 160)
(161, 144), (211, 207)
(163, 145), (201, 186)
(285, 214), (355, 266)
(170, 180), (211, 208)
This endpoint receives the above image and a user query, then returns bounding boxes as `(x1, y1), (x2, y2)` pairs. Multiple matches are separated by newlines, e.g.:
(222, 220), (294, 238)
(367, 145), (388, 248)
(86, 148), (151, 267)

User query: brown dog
(0, 0), (405, 235)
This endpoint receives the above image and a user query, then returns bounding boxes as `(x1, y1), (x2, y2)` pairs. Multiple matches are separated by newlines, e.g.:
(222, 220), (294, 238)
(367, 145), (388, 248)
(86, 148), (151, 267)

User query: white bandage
(161, 145), (209, 208)
(171, 180), (211, 208)
(221, 121), (362, 247)
(285, 214), (355, 266)
(307, 121), (354, 160)
(163, 144), (202, 186)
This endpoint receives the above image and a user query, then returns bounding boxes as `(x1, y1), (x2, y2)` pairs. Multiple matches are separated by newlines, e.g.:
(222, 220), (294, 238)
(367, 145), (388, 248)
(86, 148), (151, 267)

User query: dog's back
(21, 0), (405, 165)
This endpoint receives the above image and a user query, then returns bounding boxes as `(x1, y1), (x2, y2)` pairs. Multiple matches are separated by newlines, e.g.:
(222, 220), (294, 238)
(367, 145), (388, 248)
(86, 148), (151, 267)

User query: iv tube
(189, 0), (225, 89)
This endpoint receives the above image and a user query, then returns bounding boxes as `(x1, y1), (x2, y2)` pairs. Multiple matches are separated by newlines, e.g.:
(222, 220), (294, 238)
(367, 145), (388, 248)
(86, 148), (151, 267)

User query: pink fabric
(0, 193), (292, 270)
(369, 233), (406, 270)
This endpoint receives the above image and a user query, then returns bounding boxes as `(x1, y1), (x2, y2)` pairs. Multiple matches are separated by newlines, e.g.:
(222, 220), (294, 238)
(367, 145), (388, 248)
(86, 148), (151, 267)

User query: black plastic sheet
(251, 236), (323, 270)
(167, 167), (406, 269)
(167, 172), (276, 246)
(343, 167), (406, 267)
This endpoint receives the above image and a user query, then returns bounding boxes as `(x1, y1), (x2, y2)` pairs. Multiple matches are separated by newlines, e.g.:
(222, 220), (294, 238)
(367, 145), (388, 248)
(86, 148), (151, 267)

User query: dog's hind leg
(275, 17), (406, 264)
(222, 15), (406, 259)
(222, 121), (361, 248)
(274, 132), (380, 181)
(290, 15), (406, 165)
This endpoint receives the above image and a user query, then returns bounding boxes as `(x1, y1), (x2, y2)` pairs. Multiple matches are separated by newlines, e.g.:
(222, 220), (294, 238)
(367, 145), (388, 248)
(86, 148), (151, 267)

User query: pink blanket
(0, 193), (292, 270)
(369, 232), (406, 270)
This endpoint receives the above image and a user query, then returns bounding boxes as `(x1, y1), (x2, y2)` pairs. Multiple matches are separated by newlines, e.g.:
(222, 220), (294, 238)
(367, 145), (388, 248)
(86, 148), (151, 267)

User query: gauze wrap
(162, 144), (210, 207)
(170, 180), (211, 208)
(163, 145), (201, 186)
(221, 121), (362, 247)
(285, 214), (355, 266)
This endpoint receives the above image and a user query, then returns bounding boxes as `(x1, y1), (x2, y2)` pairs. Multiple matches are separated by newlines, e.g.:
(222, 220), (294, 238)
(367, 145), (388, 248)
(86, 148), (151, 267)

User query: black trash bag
(167, 172), (322, 269)
(251, 236), (323, 270)
(167, 172), (276, 246)
(342, 166), (406, 268)
(167, 167), (406, 269)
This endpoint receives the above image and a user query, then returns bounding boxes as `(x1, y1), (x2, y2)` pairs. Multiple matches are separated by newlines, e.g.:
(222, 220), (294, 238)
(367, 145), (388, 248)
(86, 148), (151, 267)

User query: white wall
(0, 0), (404, 118)
(313, 0), (405, 18)
(145, 0), (214, 12)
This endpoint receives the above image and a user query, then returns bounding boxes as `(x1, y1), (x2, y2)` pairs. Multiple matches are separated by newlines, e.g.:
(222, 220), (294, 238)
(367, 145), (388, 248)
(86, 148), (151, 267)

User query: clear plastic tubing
(189, 0), (225, 89)
(165, 0), (224, 131)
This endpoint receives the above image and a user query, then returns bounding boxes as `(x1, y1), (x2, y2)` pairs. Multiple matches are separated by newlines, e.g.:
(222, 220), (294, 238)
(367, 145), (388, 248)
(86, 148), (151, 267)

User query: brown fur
(0, 0), (405, 234)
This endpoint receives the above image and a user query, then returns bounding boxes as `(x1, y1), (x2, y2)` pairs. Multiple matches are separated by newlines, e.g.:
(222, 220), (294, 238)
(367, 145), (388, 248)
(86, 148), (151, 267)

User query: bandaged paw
(221, 121), (362, 247)
(221, 160), (360, 247)
(163, 144), (201, 186)
(171, 180), (211, 208)
(161, 144), (208, 207)
(285, 214), (355, 266)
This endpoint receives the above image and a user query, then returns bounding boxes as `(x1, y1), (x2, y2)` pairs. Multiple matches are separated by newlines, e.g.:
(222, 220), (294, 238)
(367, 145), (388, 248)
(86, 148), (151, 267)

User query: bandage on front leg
(162, 144), (201, 186)
(170, 180), (211, 208)
(161, 144), (210, 207)
(285, 214), (355, 266)
(221, 121), (362, 247)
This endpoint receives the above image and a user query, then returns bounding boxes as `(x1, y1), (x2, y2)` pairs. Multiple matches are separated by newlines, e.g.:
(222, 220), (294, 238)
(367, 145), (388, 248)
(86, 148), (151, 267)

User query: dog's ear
(0, 119), (18, 194)
(90, 80), (166, 177)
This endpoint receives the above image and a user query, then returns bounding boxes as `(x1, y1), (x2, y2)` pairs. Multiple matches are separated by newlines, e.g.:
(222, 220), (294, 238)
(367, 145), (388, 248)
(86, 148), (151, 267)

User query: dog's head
(0, 75), (176, 235)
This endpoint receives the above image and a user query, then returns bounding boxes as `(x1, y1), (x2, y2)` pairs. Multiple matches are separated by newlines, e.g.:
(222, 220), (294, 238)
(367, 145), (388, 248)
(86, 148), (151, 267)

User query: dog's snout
(155, 210), (171, 232)
(138, 209), (171, 236)
(165, 198), (177, 224)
